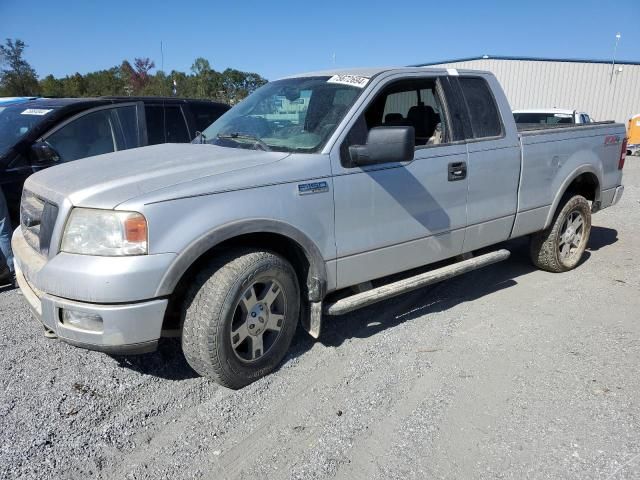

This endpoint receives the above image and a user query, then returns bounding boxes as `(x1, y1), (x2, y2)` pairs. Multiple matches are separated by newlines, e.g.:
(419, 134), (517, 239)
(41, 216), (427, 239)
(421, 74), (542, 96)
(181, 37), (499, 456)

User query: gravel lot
(1, 161), (639, 480)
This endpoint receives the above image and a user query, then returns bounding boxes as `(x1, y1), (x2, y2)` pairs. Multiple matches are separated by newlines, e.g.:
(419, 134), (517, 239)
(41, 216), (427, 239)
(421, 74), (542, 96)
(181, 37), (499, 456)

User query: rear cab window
(457, 77), (503, 139)
(514, 112), (574, 125)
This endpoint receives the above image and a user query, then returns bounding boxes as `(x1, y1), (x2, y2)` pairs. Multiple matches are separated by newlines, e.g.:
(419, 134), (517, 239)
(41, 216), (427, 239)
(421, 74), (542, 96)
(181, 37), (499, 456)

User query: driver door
(330, 74), (469, 289)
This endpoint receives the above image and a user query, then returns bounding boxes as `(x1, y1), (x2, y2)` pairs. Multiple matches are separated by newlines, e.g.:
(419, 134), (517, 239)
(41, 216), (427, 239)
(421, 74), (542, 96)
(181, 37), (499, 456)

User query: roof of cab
(278, 66), (490, 80)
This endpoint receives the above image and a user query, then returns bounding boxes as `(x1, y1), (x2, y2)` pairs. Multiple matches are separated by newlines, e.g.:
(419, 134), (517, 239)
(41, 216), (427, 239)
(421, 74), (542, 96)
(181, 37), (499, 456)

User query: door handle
(448, 162), (467, 181)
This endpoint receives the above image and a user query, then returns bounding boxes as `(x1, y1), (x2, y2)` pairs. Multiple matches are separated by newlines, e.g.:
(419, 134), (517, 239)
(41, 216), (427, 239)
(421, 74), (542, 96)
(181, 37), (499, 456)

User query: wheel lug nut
(259, 317), (264, 323)
(251, 312), (257, 318)
(259, 305), (264, 311)
(249, 324), (255, 330)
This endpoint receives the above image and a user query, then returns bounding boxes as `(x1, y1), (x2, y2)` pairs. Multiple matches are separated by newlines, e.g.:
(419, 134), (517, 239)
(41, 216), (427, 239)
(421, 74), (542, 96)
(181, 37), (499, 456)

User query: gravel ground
(1, 161), (639, 480)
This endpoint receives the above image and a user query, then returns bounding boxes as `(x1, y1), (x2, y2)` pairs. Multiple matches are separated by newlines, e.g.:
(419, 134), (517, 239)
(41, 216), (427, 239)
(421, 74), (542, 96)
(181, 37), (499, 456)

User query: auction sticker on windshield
(327, 75), (369, 88)
(21, 108), (52, 116)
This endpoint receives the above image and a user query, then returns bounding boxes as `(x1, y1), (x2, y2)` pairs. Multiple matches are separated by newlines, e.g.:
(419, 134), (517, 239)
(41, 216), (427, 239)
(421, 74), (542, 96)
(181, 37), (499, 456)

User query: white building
(414, 55), (640, 124)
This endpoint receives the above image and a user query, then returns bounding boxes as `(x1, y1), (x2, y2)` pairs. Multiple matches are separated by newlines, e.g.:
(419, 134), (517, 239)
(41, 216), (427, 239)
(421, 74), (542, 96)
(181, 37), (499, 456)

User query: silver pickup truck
(13, 67), (626, 388)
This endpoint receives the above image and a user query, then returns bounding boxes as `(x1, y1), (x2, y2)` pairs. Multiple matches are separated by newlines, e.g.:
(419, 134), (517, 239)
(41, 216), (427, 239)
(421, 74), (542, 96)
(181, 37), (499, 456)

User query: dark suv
(0, 97), (229, 221)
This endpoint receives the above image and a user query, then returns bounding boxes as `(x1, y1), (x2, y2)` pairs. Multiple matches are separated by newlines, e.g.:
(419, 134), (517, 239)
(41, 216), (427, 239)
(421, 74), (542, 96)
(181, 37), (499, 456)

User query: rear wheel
(181, 249), (300, 389)
(530, 195), (592, 272)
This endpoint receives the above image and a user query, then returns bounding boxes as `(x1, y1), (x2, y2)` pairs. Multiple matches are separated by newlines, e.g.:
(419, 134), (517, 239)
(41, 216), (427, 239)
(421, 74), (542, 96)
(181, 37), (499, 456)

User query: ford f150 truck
(13, 67), (626, 388)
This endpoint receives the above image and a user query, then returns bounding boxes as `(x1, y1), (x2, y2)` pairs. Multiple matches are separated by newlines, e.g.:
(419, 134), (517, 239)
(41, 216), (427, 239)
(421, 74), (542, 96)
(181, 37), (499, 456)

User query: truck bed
(510, 121), (625, 239)
(516, 120), (615, 133)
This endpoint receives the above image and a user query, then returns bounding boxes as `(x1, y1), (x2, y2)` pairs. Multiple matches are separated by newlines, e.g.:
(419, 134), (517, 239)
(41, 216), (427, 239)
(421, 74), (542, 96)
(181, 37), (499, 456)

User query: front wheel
(181, 249), (300, 389)
(530, 194), (592, 273)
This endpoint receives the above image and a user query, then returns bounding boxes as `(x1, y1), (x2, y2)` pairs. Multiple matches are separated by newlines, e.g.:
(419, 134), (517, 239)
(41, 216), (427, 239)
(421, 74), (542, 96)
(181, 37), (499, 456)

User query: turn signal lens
(124, 214), (147, 243)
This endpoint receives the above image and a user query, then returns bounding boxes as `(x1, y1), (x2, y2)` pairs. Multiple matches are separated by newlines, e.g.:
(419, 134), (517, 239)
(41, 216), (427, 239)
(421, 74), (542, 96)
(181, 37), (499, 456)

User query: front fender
(154, 218), (328, 302)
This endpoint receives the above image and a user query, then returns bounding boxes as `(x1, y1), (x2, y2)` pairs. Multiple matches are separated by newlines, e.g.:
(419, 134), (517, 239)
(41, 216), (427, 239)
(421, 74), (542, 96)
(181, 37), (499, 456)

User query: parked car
(13, 68), (626, 388)
(0, 97), (38, 107)
(0, 97), (229, 222)
(513, 108), (593, 125)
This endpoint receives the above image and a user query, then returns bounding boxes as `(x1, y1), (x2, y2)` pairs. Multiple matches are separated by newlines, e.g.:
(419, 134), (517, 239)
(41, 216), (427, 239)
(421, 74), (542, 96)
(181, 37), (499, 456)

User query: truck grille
(20, 190), (58, 257)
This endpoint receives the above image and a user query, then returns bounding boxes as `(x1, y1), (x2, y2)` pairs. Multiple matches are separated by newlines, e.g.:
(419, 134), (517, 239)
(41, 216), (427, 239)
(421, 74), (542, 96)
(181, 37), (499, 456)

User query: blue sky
(2, 0), (638, 80)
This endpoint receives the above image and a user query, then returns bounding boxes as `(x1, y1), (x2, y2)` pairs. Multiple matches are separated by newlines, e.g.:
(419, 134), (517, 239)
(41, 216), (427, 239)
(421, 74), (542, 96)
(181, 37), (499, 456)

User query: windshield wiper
(216, 133), (271, 151)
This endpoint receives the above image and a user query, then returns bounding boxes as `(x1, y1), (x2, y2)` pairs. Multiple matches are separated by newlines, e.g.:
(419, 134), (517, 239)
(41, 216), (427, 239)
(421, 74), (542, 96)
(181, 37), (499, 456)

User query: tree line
(0, 38), (268, 104)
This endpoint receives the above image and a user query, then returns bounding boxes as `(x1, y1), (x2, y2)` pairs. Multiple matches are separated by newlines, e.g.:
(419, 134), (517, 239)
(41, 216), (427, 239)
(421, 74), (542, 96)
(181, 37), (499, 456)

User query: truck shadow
(290, 231), (597, 352)
(112, 229), (614, 382)
(300, 237), (537, 350)
(111, 339), (199, 381)
(587, 226), (618, 251)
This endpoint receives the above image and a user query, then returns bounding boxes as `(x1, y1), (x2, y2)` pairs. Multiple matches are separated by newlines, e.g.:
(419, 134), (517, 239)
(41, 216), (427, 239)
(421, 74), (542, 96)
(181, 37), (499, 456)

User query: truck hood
(25, 143), (289, 209)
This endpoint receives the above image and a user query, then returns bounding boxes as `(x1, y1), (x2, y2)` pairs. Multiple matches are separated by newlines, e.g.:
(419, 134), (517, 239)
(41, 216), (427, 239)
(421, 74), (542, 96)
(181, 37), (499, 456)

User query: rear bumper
(598, 185), (624, 210)
(611, 185), (625, 206)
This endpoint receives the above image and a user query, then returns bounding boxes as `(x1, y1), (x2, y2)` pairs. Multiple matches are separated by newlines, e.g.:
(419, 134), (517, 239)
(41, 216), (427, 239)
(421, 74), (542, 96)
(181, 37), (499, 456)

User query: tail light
(619, 138), (627, 170)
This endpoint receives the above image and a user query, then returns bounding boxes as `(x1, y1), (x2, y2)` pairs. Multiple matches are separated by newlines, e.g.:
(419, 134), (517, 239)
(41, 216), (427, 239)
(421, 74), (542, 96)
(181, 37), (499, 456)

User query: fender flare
(154, 219), (328, 302)
(544, 164), (602, 229)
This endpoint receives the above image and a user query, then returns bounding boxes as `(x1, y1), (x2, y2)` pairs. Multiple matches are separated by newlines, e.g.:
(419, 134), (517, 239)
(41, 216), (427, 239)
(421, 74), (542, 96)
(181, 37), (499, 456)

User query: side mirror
(348, 126), (415, 167)
(31, 141), (61, 165)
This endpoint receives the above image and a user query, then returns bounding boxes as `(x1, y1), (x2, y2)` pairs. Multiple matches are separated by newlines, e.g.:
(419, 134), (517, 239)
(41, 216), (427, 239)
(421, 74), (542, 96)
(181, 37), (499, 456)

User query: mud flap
(301, 301), (323, 339)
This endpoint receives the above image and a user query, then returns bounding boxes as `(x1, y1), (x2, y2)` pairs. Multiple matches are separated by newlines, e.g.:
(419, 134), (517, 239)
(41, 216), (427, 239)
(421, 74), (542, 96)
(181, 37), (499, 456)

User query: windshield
(513, 112), (575, 124)
(0, 105), (59, 157)
(201, 76), (364, 153)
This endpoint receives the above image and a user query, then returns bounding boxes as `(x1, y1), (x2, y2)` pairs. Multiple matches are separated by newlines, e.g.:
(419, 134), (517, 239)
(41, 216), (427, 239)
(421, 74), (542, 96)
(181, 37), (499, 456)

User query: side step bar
(324, 249), (511, 316)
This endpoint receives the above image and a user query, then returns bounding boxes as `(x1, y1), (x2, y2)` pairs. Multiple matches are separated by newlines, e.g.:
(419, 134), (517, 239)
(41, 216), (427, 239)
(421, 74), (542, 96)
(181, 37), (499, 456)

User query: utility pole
(610, 32), (621, 84)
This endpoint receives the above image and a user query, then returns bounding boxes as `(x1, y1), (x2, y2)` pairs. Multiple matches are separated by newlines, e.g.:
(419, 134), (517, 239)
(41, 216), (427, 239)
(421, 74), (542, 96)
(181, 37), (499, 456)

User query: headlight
(61, 208), (148, 256)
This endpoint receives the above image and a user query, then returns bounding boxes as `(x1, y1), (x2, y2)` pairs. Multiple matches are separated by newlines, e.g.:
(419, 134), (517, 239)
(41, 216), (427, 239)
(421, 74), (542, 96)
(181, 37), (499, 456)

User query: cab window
(145, 105), (191, 145)
(341, 77), (450, 163)
(112, 105), (141, 150)
(45, 109), (116, 162)
(458, 77), (502, 138)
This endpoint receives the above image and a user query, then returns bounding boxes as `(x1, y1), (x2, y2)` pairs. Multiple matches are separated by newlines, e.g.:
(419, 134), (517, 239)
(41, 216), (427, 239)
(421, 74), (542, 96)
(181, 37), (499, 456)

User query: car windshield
(513, 112), (574, 124)
(201, 76), (364, 153)
(0, 105), (59, 157)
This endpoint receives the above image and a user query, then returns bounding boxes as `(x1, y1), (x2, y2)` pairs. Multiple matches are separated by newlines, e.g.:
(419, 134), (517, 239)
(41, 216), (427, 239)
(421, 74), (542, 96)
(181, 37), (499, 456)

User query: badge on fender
(298, 181), (329, 195)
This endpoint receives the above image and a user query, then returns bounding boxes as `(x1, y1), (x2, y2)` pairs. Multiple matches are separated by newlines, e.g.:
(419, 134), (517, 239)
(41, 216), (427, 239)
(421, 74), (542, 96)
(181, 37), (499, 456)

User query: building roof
(412, 55), (640, 67)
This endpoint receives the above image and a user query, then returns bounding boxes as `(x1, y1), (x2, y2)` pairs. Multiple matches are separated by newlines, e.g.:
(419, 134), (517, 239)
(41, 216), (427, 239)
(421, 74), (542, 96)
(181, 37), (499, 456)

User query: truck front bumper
(12, 229), (171, 355)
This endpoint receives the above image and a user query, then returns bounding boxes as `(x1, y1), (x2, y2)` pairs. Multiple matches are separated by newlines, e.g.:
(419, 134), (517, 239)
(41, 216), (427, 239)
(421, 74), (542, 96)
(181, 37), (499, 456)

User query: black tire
(181, 249), (300, 389)
(530, 194), (592, 273)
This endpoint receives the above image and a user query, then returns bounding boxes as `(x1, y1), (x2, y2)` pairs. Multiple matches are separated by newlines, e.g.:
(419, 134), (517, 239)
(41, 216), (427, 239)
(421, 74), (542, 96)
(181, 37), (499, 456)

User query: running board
(323, 249), (511, 316)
